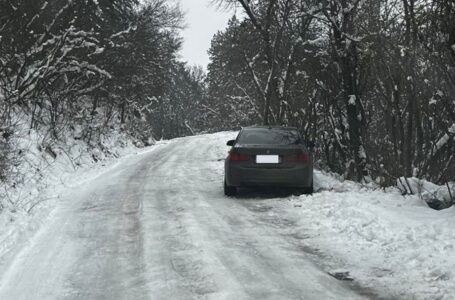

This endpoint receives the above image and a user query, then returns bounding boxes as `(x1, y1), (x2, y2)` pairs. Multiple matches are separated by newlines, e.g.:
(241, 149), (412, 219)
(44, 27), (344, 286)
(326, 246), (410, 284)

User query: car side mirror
(226, 140), (235, 146)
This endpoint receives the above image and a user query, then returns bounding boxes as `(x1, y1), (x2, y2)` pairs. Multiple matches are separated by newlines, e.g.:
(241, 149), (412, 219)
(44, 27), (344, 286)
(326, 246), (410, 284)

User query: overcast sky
(178, 0), (233, 68)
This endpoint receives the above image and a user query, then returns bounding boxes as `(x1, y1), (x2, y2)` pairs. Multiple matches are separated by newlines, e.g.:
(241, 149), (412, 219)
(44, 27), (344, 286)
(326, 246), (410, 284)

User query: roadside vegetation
(0, 0), (205, 210)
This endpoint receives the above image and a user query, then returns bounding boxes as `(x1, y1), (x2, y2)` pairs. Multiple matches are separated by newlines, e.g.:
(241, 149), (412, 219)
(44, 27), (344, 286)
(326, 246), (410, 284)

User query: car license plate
(256, 155), (279, 164)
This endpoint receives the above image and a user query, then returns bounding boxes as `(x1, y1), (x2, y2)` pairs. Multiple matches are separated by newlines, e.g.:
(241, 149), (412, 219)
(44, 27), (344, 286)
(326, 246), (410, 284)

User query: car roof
(241, 126), (298, 131)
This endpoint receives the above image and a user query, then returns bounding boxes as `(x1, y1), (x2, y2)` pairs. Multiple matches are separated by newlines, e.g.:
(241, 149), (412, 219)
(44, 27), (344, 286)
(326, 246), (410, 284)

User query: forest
(204, 0), (455, 187)
(1, 0), (454, 193)
(0, 0), (206, 187)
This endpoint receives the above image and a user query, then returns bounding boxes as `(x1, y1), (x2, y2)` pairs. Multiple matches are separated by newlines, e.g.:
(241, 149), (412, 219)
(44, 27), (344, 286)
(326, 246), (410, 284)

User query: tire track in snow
(139, 134), (366, 299)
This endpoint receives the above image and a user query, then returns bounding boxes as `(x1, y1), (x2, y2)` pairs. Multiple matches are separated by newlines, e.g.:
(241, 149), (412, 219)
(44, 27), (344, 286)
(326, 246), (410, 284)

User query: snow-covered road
(0, 133), (366, 300)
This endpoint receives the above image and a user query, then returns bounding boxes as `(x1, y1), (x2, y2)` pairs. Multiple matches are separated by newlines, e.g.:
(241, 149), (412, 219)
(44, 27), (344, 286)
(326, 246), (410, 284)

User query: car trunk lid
(232, 144), (309, 168)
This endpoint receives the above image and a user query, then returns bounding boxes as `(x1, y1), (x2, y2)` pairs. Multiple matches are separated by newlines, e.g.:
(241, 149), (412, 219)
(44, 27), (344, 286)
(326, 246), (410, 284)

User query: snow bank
(0, 123), (147, 269)
(269, 178), (455, 299)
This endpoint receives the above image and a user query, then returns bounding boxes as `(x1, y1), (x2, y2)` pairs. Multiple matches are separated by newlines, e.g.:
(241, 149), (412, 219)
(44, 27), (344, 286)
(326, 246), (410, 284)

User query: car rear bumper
(225, 163), (313, 188)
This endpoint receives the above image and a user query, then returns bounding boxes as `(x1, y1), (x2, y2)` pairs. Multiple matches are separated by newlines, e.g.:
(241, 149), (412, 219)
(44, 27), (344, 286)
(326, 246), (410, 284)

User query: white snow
(0, 132), (454, 299)
(0, 119), (146, 278)
(449, 123), (455, 134)
(305, 37), (325, 45)
(275, 172), (455, 299)
(358, 145), (366, 159)
(435, 133), (450, 151)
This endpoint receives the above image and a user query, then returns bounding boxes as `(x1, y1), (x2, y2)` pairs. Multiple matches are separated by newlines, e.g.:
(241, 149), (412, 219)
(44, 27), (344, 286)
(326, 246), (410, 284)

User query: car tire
(304, 185), (313, 195)
(224, 180), (237, 196)
(295, 180), (313, 195)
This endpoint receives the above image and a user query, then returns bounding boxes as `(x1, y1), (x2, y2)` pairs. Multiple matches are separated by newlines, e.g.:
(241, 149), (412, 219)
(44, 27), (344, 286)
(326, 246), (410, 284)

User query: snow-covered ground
(0, 132), (454, 299)
(272, 173), (455, 299)
(0, 126), (145, 276)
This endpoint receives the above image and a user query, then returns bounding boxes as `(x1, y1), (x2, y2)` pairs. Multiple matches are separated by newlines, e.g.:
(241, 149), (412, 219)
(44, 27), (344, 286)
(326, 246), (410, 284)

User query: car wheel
(295, 180), (313, 195)
(304, 185), (313, 195)
(224, 180), (237, 196)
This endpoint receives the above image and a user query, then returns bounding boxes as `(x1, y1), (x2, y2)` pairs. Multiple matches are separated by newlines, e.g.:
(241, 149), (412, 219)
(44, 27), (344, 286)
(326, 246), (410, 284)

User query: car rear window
(237, 129), (300, 145)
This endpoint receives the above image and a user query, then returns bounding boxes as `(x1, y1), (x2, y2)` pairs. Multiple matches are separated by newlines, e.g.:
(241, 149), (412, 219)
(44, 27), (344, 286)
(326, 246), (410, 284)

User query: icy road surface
(0, 133), (366, 300)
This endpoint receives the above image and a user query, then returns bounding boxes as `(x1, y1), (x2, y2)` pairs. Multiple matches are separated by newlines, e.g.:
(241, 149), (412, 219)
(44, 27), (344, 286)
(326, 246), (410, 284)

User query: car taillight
(285, 153), (309, 162)
(228, 151), (250, 161)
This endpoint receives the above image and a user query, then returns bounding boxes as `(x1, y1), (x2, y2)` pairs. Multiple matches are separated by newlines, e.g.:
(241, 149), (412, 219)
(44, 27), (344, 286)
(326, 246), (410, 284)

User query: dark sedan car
(224, 126), (313, 196)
